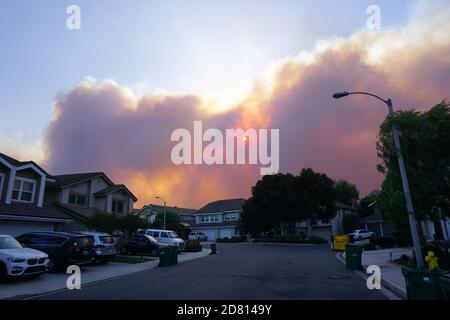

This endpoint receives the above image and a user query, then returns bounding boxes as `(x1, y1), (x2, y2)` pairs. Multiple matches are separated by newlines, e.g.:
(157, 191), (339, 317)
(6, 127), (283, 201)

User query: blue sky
(0, 0), (415, 149)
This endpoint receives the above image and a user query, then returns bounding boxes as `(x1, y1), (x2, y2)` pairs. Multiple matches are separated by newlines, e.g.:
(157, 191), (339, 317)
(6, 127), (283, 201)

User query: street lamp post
(333, 91), (424, 268)
(156, 196), (167, 230)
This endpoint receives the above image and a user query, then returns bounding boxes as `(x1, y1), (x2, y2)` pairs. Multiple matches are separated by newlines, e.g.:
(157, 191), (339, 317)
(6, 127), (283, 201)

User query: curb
(334, 252), (406, 300)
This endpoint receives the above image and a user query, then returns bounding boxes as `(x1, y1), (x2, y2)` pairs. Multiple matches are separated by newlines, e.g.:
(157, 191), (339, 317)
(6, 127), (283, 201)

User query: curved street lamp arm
(348, 92), (389, 105)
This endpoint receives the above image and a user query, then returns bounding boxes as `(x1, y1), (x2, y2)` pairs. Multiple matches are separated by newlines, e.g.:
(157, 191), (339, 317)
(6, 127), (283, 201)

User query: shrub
(185, 240), (202, 252)
(362, 243), (377, 251)
(369, 236), (397, 248)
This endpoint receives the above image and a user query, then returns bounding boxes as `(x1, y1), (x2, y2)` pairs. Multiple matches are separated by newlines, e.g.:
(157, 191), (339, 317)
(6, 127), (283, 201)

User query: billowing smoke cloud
(44, 1), (450, 208)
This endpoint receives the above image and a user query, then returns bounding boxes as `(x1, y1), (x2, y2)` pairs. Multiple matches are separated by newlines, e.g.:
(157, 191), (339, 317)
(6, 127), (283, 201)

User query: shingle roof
(195, 198), (246, 214)
(0, 152), (53, 178)
(147, 204), (196, 216)
(52, 172), (110, 187)
(0, 202), (73, 221)
(93, 184), (138, 202)
(53, 203), (97, 222)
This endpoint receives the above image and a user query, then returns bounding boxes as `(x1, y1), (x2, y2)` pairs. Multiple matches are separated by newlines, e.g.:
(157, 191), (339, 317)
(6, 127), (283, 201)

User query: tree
(376, 101), (450, 227)
(152, 211), (182, 234)
(292, 168), (337, 238)
(342, 212), (360, 234)
(335, 179), (360, 206)
(359, 190), (381, 219)
(240, 173), (296, 235)
(86, 212), (149, 235)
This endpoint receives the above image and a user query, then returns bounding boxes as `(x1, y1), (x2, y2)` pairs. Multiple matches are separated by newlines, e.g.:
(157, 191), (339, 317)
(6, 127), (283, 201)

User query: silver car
(77, 232), (116, 263)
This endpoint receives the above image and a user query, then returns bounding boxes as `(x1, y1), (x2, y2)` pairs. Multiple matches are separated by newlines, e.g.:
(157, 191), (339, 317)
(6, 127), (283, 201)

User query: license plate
(82, 250), (90, 255)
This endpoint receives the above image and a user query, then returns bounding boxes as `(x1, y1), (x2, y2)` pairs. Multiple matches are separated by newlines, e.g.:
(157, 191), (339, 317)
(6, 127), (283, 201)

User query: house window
(68, 192), (87, 206)
(200, 215), (219, 223)
(11, 178), (36, 203)
(112, 199), (124, 214)
(224, 213), (238, 221)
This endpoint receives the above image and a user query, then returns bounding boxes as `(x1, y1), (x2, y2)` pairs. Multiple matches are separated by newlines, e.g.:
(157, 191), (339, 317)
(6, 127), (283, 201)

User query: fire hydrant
(425, 251), (439, 270)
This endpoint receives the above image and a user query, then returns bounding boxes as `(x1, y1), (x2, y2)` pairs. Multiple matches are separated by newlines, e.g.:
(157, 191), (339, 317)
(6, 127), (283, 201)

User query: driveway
(29, 242), (388, 300)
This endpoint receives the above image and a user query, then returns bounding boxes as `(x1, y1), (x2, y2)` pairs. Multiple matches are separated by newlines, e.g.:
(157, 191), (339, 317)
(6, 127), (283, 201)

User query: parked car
(122, 235), (167, 256)
(188, 231), (208, 241)
(137, 229), (185, 251)
(0, 234), (48, 281)
(76, 232), (116, 264)
(16, 232), (95, 272)
(349, 229), (375, 240)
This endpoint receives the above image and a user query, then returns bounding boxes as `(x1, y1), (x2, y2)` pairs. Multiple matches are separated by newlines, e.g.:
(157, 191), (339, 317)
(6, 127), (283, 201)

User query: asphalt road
(31, 243), (387, 300)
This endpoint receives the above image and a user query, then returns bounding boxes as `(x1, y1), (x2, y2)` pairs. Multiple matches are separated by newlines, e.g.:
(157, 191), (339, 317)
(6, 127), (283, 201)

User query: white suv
(137, 229), (185, 251)
(0, 234), (48, 280)
(188, 231), (208, 241)
(349, 229), (375, 240)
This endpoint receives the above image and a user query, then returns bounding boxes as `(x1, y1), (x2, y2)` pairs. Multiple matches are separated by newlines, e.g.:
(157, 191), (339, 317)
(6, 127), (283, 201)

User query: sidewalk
(0, 249), (211, 300)
(362, 248), (412, 299)
(340, 247), (412, 299)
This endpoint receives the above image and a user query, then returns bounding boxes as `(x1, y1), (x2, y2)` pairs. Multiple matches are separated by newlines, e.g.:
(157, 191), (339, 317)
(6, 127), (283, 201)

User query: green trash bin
(210, 243), (217, 255)
(159, 247), (173, 267)
(440, 273), (450, 300)
(345, 244), (363, 270)
(171, 246), (179, 265)
(401, 268), (444, 300)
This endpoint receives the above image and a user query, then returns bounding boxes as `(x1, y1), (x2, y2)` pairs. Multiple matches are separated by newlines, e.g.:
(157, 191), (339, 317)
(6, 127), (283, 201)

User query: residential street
(30, 243), (387, 300)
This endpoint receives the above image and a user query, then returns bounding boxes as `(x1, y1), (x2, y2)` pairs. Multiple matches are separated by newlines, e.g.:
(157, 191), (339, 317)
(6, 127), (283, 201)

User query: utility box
(345, 244), (363, 270)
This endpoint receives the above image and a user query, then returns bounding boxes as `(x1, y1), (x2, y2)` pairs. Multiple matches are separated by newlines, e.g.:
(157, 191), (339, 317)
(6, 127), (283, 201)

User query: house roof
(93, 184), (138, 202)
(195, 198), (246, 215)
(0, 202), (73, 222)
(0, 152), (54, 178)
(51, 172), (113, 187)
(149, 204), (196, 216)
(360, 210), (383, 223)
(53, 203), (97, 222)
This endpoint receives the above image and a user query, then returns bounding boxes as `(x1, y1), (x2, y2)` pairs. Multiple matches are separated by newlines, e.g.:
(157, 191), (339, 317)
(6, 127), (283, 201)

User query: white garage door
(218, 227), (235, 239)
(0, 221), (55, 237)
(198, 229), (217, 241)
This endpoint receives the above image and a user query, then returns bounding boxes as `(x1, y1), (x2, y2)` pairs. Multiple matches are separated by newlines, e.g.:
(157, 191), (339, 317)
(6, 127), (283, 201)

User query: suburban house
(44, 172), (138, 231)
(296, 202), (359, 240)
(360, 205), (395, 237)
(189, 198), (245, 240)
(135, 204), (196, 227)
(0, 153), (73, 236)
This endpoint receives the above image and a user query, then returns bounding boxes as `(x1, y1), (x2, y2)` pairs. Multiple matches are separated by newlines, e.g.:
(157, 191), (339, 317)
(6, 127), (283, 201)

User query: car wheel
(0, 263), (7, 282)
(151, 249), (158, 257)
(47, 257), (59, 273)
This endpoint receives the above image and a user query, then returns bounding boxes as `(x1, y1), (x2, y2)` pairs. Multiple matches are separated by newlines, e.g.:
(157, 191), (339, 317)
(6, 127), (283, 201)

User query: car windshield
(99, 236), (114, 244)
(168, 231), (179, 238)
(0, 236), (23, 249)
